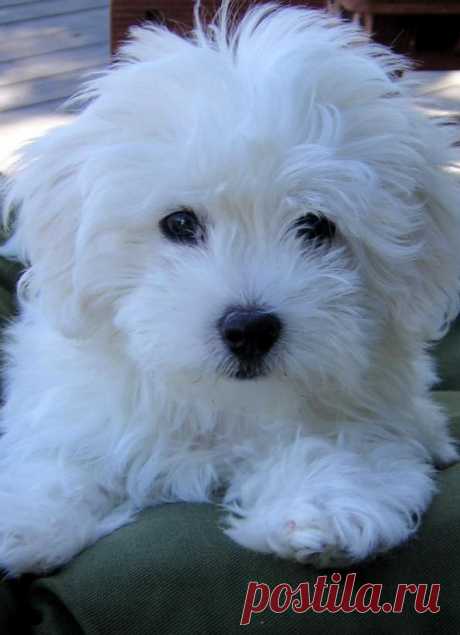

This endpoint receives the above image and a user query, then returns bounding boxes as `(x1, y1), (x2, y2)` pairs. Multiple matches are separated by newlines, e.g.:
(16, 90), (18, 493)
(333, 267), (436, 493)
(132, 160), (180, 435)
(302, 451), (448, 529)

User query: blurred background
(0, 0), (109, 170)
(0, 0), (459, 172)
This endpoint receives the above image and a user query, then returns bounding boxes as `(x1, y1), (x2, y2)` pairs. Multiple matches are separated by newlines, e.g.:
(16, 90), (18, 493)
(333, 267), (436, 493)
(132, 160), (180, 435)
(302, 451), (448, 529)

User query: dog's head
(5, 2), (460, 406)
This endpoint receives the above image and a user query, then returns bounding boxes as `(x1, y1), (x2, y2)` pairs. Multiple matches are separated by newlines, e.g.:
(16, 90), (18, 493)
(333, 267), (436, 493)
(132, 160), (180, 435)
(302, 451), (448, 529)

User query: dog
(0, 0), (459, 576)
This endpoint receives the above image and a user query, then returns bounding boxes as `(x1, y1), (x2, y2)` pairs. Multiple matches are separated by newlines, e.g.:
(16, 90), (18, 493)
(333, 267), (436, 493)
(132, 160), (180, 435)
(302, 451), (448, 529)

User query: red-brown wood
(111, 1), (460, 70)
(331, 0), (460, 69)
(338, 0), (460, 14)
(110, 1), (326, 54)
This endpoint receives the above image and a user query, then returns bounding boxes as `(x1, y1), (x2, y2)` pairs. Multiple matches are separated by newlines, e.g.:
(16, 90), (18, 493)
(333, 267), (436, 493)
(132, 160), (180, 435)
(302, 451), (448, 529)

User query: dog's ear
(2, 122), (92, 337)
(390, 114), (460, 341)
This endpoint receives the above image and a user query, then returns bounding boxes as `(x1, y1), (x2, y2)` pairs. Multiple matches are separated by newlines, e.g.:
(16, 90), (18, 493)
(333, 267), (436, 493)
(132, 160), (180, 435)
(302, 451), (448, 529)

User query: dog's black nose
(219, 307), (282, 360)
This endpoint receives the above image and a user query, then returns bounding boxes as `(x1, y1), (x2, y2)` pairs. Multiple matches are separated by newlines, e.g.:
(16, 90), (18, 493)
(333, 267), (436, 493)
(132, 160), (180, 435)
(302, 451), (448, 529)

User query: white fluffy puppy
(0, 1), (459, 576)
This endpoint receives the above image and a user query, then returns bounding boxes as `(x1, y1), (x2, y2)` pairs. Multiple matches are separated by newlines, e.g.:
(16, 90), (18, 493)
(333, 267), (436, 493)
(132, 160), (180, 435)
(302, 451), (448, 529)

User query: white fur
(0, 1), (459, 576)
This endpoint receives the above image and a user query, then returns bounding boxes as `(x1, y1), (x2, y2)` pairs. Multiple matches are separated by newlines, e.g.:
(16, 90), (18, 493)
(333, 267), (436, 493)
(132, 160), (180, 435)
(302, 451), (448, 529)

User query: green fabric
(0, 211), (22, 327)
(433, 316), (460, 391)
(0, 255), (21, 326)
(0, 581), (19, 634)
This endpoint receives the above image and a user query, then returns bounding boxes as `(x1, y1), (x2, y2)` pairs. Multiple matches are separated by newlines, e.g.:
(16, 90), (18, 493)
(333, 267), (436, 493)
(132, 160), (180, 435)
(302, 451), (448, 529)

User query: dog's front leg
(0, 452), (135, 576)
(223, 434), (436, 567)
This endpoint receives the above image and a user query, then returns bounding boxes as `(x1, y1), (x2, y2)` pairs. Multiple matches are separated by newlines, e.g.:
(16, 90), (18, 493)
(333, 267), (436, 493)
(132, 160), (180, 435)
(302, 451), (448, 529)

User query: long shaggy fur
(0, 1), (459, 575)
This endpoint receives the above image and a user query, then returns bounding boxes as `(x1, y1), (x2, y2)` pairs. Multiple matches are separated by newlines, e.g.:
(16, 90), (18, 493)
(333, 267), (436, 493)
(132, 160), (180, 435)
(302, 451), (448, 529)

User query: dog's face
(112, 162), (367, 392)
(106, 136), (372, 397)
(7, 5), (460, 408)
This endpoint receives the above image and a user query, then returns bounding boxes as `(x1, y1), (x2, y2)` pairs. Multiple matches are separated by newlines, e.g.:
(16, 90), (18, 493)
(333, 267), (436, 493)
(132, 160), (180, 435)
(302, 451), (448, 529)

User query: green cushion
(0, 580), (22, 635)
(433, 316), (460, 391)
(0, 256), (21, 326)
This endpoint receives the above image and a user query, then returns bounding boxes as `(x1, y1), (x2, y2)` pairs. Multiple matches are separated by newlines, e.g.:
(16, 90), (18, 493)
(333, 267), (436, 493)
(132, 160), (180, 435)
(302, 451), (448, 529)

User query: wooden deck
(0, 0), (109, 170)
(0, 0), (459, 172)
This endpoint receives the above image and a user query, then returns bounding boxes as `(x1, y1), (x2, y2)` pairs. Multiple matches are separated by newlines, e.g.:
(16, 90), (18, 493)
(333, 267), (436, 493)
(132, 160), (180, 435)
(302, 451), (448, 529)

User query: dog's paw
(224, 510), (354, 567)
(224, 501), (417, 568)
(278, 513), (378, 567)
(431, 438), (459, 469)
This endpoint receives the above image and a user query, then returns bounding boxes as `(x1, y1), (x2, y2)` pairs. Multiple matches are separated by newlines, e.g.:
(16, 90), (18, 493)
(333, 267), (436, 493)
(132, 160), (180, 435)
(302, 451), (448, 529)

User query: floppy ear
(385, 108), (460, 342)
(2, 121), (89, 337)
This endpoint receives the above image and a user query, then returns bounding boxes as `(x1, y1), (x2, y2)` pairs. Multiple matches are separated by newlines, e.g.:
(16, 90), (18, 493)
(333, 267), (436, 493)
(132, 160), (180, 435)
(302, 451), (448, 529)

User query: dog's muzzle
(218, 305), (282, 379)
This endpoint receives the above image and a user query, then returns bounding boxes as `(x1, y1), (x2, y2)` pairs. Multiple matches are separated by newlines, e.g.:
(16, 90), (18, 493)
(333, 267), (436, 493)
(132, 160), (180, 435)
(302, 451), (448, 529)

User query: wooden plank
(338, 1), (460, 14)
(372, 5), (460, 14)
(0, 0), (41, 8)
(0, 65), (104, 112)
(0, 35), (108, 64)
(0, 43), (108, 87)
(0, 7), (109, 40)
(0, 9), (109, 62)
(0, 0), (108, 25)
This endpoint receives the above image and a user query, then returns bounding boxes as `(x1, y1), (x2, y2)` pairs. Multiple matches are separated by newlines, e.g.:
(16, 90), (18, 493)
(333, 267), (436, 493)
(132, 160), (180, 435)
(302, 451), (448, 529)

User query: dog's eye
(159, 209), (203, 244)
(293, 213), (336, 246)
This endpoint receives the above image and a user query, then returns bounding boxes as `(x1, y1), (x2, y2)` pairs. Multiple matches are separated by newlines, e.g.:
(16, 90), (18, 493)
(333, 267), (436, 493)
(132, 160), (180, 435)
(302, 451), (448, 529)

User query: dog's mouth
(216, 358), (270, 381)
